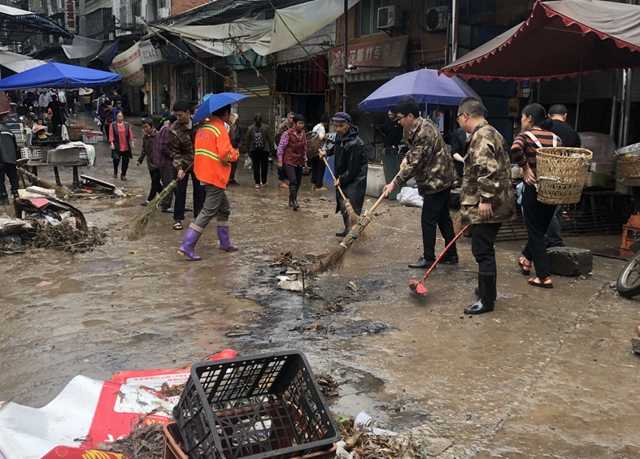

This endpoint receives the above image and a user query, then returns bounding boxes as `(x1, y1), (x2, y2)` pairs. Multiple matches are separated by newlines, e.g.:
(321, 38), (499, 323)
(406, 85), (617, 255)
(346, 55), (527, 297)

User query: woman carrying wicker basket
(510, 104), (562, 289)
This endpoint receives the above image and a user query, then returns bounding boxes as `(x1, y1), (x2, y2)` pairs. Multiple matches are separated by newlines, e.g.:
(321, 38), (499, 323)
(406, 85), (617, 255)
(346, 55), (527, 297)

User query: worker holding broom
(456, 97), (516, 315)
(381, 97), (458, 270)
(319, 112), (368, 237)
(177, 104), (239, 260)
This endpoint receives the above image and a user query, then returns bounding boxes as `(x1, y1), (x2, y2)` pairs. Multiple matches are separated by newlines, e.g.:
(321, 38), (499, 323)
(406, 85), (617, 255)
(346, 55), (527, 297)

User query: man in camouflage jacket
(457, 97), (516, 315)
(382, 97), (458, 270)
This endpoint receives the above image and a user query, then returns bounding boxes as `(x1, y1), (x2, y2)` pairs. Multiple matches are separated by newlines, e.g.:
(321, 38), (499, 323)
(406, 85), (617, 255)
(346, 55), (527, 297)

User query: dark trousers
(0, 163), (19, 197)
(309, 156), (325, 187)
(229, 160), (238, 181)
(284, 164), (303, 187)
(471, 223), (502, 272)
(174, 170), (205, 221)
(250, 150), (269, 185)
(522, 183), (557, 279)
(159, 166), (177, 210)
(193, 184), (230, 229)
(545, 206), (564, 248)
(147, 168), (163, 201)
(421, 187), (456, 261)
(113, 151), (131, 176)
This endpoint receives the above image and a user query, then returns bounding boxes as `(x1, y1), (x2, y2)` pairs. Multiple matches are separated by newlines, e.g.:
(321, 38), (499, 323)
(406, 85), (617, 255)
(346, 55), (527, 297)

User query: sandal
(173, 220), (183, 230)
(518, 257), (532, 275)
(528, 277), (553, 289)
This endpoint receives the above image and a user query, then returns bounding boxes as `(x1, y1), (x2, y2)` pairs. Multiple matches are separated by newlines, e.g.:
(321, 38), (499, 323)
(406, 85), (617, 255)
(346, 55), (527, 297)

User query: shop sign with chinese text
(328, 36), (408, 76)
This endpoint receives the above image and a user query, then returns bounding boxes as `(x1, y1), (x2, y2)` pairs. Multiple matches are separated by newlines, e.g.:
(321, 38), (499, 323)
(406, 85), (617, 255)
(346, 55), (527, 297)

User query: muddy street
(1, 116), (640, 458)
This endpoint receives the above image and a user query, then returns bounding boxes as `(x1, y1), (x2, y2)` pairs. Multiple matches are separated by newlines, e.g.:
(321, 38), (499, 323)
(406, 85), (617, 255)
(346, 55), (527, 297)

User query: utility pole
(342, 0), (348, 112)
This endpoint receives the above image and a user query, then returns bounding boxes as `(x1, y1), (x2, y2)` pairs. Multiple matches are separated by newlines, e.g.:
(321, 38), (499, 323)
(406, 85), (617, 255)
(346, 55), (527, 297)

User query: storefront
(235, 68), (276, 145)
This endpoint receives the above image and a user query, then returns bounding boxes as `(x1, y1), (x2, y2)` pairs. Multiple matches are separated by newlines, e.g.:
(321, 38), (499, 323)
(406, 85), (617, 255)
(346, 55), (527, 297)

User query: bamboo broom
(128, 163), (193, 240)
(322, 156), (359, 228)
(310, 167), (405, 274)
(17, 166), (71, 197)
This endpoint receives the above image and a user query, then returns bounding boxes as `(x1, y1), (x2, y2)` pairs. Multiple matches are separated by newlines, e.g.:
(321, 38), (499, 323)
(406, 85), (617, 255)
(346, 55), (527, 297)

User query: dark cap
(332, 112), (351, 122)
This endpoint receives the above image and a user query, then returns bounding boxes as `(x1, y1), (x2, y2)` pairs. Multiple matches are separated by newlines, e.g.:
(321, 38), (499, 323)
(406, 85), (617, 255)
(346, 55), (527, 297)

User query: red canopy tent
(440, 0), (640, 82)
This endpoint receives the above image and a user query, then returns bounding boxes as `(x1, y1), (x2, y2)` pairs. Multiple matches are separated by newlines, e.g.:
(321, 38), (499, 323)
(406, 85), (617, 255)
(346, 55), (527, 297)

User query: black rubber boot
(474, 272), (497, 300)
(465, 273), (496, 315)
(290, 185), (299, 210)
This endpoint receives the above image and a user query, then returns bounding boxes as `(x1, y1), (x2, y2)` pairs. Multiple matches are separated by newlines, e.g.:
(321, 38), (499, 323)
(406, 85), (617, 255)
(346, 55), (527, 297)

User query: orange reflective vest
(194, 117), (239, 189)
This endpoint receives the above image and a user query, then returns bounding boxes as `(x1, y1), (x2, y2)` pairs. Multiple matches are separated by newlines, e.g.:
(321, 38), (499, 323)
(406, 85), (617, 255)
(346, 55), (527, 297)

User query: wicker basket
(307, 132), (321, 159)
(535, 147), (593, 205)
(617, 155), (640, 187)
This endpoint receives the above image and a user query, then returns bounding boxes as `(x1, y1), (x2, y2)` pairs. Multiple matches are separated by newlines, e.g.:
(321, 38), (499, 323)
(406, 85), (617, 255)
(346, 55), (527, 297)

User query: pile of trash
(100, 423), (165, 459)
(1, 191), (106, 254)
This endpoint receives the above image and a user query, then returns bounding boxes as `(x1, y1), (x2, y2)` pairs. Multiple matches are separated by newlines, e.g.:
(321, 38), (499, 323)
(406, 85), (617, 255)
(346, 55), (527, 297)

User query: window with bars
(359, 0), (391, 36)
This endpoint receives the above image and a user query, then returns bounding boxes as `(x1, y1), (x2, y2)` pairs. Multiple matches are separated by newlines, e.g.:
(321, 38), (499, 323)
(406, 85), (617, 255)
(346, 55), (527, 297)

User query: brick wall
(171, 0), (210, 16)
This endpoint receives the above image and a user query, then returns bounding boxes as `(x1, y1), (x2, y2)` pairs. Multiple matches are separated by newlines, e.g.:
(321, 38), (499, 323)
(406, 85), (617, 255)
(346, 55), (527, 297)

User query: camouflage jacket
(274, 120), (292, 148)
(392, 117), (456, 195)
(460, 121), (516, 225)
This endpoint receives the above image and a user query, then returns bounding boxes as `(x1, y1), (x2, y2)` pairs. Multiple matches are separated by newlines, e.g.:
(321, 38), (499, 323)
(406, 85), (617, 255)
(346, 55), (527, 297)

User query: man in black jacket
(383, 110), (403, 155)
(0, 111), (19, 205)
(319, 112), (368, 237)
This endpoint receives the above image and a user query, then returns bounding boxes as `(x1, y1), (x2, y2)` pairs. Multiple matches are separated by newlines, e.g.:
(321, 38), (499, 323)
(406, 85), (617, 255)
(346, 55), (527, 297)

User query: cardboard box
(584, 172), (605, 188)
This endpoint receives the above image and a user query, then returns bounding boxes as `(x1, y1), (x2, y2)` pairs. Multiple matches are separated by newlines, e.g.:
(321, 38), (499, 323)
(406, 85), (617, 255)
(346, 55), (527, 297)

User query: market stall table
(26, 160), (84, 190)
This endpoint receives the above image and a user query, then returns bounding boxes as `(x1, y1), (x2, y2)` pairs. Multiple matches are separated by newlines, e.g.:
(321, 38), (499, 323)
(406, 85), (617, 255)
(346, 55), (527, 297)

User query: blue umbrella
(0, 62), (120, 90)
(358, 69), (481, 113)
(193, 92), (248, 123)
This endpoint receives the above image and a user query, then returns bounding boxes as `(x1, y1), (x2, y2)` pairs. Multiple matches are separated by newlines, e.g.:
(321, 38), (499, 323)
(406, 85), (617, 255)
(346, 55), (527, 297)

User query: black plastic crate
(173, 351), (340, 459)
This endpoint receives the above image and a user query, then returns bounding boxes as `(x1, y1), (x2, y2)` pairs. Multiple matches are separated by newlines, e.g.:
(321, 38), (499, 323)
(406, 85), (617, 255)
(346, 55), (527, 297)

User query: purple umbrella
(358, 69), (481, 113)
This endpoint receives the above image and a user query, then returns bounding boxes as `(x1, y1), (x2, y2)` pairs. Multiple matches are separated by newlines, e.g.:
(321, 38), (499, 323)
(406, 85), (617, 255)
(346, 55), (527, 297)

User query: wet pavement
(1, 114), (640, 458)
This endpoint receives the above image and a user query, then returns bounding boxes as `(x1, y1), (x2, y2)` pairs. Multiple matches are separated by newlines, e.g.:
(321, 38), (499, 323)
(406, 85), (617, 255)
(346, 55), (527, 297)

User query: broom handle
(322, 156), (348, 202)
(420, 223), (471, 282)
(366, 166), (406, 215)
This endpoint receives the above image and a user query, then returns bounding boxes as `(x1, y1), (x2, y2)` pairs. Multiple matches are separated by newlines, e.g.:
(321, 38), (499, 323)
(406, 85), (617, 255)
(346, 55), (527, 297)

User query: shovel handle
(322, 156), (348, 202)
(420, 223), (471, 283)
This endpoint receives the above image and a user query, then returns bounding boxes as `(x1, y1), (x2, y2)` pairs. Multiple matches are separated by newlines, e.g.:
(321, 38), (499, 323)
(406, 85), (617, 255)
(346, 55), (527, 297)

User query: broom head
(409, 280), (427, 295)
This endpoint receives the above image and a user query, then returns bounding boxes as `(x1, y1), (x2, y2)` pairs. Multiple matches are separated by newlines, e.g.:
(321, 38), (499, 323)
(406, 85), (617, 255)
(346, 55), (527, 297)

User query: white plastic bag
(397, 186), (424, 207)
(244, 155), (253, 170)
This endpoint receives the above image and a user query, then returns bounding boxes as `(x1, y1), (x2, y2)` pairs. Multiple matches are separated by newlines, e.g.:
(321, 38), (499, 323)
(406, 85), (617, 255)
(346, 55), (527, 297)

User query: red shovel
(409, 223), (471, 295)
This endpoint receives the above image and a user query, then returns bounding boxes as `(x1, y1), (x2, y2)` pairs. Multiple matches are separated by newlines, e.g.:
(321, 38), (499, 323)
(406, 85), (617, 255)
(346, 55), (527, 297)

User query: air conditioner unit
(425, 6), (448, 32)
(377, 6), (398, 30)
(157, 7), (170, 19)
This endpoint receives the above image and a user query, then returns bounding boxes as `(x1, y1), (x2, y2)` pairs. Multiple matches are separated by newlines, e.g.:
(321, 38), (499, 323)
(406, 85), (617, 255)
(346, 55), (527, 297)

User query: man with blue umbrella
(177, 94), (243, 260)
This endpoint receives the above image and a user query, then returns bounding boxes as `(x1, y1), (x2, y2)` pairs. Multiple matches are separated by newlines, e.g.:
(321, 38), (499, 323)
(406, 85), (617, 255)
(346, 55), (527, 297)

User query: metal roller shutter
(236, 69), (276, 153)
(343, 81), (388, 145)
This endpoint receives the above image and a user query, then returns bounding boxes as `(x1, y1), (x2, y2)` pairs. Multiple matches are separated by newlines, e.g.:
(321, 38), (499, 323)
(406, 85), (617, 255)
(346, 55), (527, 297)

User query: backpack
(252, 129), (265, 150)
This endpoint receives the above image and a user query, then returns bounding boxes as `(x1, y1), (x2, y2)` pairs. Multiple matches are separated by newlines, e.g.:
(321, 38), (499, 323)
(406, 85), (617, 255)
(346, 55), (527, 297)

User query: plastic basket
(173, 351), (340, 459)
(535, 147), (593, 205)
(164, 423), (336, 459)
(616, 155), (640, 187)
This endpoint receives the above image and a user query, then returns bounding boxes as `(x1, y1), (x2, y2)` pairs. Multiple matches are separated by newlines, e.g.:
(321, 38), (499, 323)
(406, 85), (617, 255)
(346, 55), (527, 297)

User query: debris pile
(31, 222), (106, 253)
(100, 422), (164, 459)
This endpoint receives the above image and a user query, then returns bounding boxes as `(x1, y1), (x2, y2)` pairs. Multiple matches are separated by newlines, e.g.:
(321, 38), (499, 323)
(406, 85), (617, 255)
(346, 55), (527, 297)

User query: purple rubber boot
(217, 226), (238, 252)
(178, 227), (202, 260)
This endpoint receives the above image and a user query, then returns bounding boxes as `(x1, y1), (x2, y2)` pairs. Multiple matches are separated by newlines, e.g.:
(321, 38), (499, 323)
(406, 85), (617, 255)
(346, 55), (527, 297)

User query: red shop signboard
(66, 0), (76, 32)
(328, 35), (408, 77)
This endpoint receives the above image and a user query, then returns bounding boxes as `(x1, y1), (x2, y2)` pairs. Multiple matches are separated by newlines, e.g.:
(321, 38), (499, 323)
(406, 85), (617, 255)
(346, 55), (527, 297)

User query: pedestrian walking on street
(136, 118), (161, 206)
(319, 112), (368, 236)
(177, 103), (239, 260)
(275, 112), (295, 188)
(47, 94), (64, 137)
(246, 114), (273, 188)
(456, 97), (516, 315)
(511, 103), (562, 289)
(310, 113), (329, 191)
(383, 109), (404, 155)
(277, 114), (309, 210)
(228, 114), (242, 185)
(170, 100), (204, 231)
(155, 115), (178, 213)
(109, 111), (135, 181)
(0, 110), (19, 204)
(382, 97), (458, 269)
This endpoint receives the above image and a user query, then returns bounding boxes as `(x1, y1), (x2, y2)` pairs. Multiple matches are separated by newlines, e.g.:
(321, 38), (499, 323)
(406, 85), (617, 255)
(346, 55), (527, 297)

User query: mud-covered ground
(1, 114), (640, 458)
